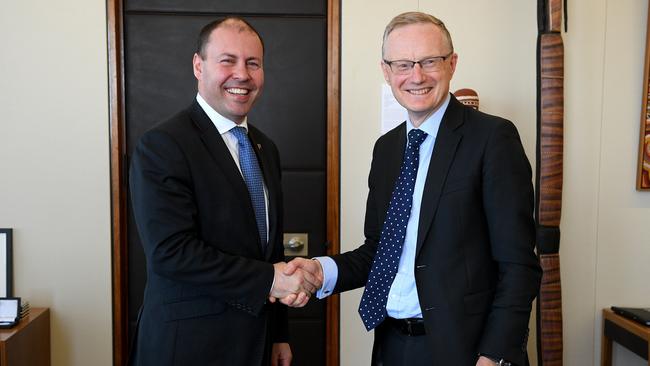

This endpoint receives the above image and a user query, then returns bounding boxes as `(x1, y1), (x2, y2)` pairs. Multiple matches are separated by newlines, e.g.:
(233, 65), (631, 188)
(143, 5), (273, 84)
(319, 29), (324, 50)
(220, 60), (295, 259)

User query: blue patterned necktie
(231, 126), (267, 249)
(358, 129), (428, 331)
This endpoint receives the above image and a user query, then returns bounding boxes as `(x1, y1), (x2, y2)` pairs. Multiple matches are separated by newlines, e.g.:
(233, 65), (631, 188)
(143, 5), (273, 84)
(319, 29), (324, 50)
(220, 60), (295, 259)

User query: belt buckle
(406, 320), (415, 335)
(403, 319), (421, 336)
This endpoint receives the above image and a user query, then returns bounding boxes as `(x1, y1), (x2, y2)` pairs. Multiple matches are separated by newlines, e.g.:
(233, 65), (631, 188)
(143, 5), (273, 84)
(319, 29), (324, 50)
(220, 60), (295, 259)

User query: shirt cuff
(314, 256), (338, 299)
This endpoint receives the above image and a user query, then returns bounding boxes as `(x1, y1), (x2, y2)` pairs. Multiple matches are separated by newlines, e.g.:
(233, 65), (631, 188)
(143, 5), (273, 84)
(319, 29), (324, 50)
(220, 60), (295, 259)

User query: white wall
(0, 1), (112, 365)
(594, 0), (650, 364)
(341, 1), (650, 365)
(1, 1), (648, 365)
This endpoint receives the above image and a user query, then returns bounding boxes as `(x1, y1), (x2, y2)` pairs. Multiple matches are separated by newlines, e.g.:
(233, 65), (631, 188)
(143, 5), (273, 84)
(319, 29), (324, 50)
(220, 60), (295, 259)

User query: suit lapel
(415, 98), (464, 257)
(189, 102), (263, 257)
(383, 125), (407, 209)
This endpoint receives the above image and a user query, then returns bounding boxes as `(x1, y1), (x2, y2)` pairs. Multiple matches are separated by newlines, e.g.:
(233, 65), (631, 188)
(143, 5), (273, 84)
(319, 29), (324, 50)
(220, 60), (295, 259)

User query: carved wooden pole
(536, 0), (564, 365)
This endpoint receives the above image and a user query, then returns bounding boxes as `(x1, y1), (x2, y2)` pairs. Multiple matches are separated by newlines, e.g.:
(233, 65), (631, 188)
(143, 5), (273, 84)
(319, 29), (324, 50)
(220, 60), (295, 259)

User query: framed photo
(637, 5), (650, 190)
(0, 229), (13, 297)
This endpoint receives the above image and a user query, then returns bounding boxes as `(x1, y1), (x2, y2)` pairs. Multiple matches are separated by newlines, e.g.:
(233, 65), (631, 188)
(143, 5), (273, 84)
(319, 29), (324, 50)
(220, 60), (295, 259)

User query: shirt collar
(405, 92), (451, 139)
(196, 93), (249, 134)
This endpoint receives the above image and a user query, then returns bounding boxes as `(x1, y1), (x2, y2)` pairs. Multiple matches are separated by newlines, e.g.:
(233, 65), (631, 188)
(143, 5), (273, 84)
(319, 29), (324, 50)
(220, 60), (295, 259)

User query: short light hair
(382, 12), (454, 57)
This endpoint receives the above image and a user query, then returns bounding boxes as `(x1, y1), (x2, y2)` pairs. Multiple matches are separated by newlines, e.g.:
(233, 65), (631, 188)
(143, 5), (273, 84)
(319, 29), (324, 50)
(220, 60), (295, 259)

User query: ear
(448, 53), (458, 76)
(192, 53), (203, 80)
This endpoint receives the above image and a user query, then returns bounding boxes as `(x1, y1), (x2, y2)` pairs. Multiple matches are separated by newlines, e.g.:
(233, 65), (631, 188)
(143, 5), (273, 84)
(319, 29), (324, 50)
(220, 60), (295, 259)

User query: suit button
(424, 306), (436, 311)
(416, 264), (427, 269)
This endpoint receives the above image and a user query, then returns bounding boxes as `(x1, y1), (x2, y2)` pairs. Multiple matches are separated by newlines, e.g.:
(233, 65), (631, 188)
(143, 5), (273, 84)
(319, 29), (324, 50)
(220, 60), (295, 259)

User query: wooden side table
(0, 307), (50, 366)
(602, 308), (650, 366)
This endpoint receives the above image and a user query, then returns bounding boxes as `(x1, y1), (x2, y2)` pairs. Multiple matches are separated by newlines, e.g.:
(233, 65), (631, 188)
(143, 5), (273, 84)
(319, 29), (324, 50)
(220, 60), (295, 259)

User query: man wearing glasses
(285, 11), (541, 366)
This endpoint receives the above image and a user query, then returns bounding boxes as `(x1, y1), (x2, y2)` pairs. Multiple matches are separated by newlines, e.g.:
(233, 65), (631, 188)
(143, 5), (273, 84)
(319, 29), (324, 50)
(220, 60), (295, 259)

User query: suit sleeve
(331, 140), (383, 292)
(477, 120), (542, 364)
(266, 141), (289, 343)
(129, 129), (274, 315)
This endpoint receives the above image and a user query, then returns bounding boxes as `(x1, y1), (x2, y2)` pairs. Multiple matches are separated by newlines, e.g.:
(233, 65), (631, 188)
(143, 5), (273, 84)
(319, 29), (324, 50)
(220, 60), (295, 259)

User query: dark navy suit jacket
(333, 96), (541, 366)
(129, 101), (287, 366)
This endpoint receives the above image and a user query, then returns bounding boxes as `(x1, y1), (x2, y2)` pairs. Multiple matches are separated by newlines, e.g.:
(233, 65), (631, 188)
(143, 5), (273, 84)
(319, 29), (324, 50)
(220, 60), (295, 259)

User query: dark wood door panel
(246, 17), (327, 170)
(111, 1), (340, 365)
(122, 7), (330, 366)
(283, 171), (327, 257)
(125, 0), (326, 16)
(289, 319), (325, 366)
(123, 14), (200, 153)
(124, 14), (327, 170)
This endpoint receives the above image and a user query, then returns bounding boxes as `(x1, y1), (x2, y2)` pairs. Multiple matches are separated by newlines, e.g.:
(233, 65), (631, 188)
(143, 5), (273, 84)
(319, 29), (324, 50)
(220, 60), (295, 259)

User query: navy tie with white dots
(231, 126), (267, 249)
(358, 128), (428, 331)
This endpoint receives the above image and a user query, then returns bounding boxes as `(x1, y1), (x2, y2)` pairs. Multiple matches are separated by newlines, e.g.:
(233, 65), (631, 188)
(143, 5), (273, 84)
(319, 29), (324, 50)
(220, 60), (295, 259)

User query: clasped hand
(269, 258), (324, 307)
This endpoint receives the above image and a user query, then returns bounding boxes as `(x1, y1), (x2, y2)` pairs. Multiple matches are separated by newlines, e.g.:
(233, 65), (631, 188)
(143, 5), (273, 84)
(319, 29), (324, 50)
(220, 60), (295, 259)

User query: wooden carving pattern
(539, 34), (564, 227)
(453, 88), (480, 110)
(538, 254), (563, 366)
(641, 91), (650, 187)
(536, 0), (565, 365)
(548, 0), (562, 32)
(639, 5), (650, 190)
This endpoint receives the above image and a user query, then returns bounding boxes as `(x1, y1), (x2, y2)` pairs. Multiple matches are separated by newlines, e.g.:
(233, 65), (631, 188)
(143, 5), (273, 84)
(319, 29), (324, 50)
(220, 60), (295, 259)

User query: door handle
(284, 237), (305, 251)
(283, 233), (308, 256)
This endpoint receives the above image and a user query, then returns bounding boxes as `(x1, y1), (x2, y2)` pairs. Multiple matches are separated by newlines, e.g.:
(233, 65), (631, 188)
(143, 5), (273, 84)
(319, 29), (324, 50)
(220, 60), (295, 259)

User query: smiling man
(284, 11), (542, 366)
(128, 17), (315, 366)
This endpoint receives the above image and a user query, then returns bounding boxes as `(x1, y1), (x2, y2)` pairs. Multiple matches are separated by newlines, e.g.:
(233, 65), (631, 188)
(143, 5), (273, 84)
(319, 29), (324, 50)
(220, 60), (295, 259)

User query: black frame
(0, 229), (13, 297)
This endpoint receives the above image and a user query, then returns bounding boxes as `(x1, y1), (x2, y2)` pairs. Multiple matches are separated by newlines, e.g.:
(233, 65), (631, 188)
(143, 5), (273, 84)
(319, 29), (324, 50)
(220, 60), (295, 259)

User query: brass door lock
(283, 233), (308, 256)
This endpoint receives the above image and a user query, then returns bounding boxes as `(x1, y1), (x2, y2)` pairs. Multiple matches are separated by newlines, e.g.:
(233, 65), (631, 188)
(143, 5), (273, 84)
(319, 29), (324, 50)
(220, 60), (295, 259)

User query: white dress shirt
(196, 93), (270, 242)
(316, 93), (451, 319)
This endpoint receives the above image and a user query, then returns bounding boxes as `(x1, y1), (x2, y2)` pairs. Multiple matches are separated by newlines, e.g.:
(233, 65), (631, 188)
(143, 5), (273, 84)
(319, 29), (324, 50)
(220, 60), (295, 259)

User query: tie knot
(407, 129), (427, 148)
(231, 126), (248, 144)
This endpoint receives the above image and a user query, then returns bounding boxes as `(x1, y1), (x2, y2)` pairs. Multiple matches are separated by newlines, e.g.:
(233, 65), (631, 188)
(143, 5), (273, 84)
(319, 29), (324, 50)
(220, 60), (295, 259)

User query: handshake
(269, 258), (324, 308)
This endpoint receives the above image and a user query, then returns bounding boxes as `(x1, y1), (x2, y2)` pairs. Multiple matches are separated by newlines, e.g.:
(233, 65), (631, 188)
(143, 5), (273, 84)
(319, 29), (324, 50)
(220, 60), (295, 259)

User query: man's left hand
(271, 342), (292, 366)
(476, 355), (497, 366)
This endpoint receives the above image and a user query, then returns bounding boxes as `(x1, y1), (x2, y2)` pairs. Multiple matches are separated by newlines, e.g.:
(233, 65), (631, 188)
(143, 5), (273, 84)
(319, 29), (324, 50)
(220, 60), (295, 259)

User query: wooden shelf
(602, 308), (650, 366)
(0, 307), (50, 366)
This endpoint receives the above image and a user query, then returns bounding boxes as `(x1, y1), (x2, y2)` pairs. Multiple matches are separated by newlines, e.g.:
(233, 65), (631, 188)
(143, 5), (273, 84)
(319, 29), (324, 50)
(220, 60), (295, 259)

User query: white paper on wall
(380, 83), (408, 134)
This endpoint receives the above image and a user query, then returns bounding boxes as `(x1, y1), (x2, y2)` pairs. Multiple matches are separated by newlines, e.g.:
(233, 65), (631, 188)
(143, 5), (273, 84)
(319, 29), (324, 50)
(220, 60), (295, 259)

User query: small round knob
(284, 237), (305, 251)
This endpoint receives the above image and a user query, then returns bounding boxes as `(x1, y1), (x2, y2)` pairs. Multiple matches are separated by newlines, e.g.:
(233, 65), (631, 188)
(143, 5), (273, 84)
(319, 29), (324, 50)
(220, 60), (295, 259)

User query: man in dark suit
(285, 12), (542, 366)
(129, 17), (314, 366)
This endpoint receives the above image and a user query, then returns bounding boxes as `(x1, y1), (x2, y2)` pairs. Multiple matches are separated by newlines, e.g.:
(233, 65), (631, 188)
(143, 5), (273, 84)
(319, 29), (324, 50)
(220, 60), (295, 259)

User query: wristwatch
(480, 354), (512, 366)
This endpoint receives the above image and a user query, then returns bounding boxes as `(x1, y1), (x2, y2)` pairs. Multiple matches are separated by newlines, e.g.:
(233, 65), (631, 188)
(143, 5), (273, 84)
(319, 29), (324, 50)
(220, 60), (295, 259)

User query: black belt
(384, 317), (426, 336)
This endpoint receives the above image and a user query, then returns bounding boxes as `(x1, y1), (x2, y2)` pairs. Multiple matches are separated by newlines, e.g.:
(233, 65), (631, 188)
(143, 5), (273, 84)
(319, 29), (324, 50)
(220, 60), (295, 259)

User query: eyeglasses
(383, 52), (453, 75)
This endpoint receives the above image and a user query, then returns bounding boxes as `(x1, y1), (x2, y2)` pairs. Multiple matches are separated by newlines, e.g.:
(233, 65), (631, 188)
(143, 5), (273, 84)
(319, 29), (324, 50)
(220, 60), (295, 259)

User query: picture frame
(0, 229), (13, 297)
(637, 5), (650, 190)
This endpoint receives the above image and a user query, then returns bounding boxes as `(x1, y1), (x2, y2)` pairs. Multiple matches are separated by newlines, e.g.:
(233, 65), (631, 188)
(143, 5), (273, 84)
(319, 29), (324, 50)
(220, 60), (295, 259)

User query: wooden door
(108, 1), (341, 365)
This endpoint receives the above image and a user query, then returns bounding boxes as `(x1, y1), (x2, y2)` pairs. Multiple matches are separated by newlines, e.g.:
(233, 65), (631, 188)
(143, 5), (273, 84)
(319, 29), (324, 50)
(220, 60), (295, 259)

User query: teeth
(226, 88), (249, 95)
(408, 88), (431, 95)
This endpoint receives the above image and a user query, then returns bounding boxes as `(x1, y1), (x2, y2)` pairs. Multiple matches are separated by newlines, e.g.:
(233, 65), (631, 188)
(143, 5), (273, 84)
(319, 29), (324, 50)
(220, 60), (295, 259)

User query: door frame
(106, 1), (341, 365)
